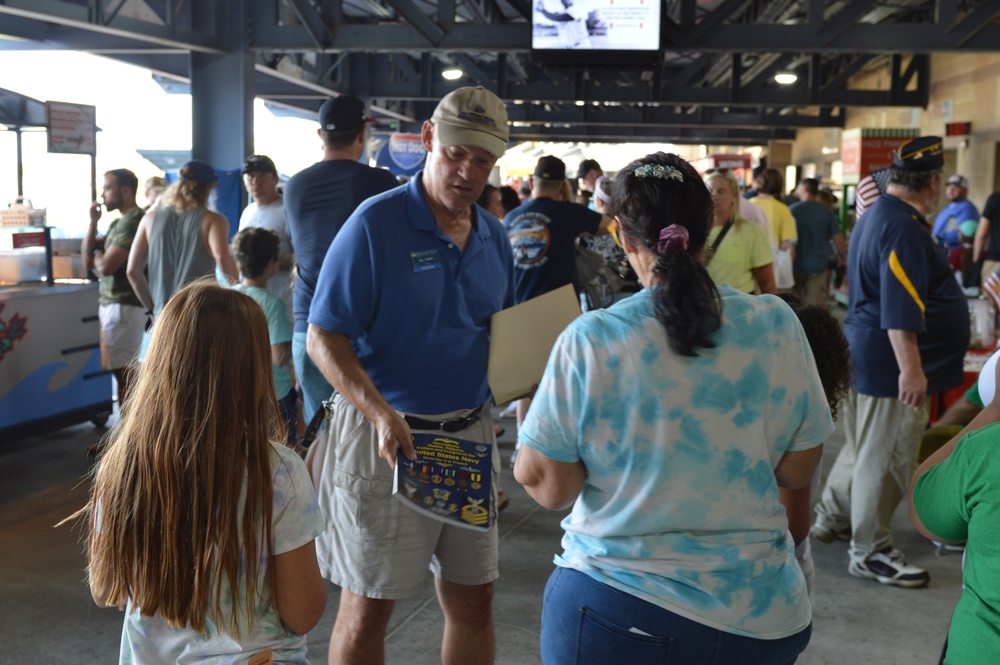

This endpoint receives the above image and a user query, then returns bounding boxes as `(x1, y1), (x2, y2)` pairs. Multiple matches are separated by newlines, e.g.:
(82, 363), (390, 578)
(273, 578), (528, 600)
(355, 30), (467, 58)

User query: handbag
(774, 247), (795, 289)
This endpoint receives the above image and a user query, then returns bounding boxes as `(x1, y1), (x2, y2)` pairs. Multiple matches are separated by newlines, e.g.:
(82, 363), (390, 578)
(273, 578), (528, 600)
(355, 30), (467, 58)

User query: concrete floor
(1, 408), (962, 664)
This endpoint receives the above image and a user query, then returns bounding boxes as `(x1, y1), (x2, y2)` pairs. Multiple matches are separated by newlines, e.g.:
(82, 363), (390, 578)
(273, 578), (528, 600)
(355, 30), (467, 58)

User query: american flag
(855, 168), (890, 220)
(984, 266), (1000, 314)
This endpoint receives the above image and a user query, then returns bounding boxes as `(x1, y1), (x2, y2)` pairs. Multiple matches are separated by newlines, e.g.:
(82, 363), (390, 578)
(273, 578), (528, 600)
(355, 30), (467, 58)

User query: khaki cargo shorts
(314, 394), (501, 599)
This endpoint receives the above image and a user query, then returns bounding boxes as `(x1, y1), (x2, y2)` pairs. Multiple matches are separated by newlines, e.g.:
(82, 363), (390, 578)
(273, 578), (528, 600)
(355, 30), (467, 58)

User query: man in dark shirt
(790, 177), (845, 306)
(283, 95), (399, 423)
(812, 136), (969, 589)
(505, 155), (612, 305)
(974, 187), (1000, 288)
(505, 155), (612, 432)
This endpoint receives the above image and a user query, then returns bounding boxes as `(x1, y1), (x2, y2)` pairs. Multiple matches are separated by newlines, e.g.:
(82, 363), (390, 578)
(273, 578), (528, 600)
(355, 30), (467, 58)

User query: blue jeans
(292, 331), (334, 426)
(541, 568), (811, 665)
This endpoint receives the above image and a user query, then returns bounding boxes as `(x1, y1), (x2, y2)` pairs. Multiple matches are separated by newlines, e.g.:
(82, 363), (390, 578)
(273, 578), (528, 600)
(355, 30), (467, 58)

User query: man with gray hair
(307, 86), (514, 664)
(812, 136), (969, 588)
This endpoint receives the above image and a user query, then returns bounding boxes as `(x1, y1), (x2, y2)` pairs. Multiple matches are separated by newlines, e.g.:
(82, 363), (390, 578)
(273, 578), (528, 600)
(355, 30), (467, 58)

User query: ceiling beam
(506, 105), (844, 129)
(378, 0), (446, 46)
(507, 125), (798, 144)
(245, 21), (1000, 53)
(0, 0), (223, 52)
(282, 0), (336, 49)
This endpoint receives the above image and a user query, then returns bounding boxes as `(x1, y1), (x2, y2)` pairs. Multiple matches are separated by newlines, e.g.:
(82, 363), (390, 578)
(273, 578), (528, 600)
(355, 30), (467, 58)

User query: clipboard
(488, 283), (581, 404)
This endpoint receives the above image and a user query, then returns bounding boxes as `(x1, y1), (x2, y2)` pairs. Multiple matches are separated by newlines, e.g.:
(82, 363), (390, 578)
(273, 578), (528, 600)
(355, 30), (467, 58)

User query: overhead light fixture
(575, 100), (585, 106)
(775, 72), (798, 85)
(442, 68), (463, 80)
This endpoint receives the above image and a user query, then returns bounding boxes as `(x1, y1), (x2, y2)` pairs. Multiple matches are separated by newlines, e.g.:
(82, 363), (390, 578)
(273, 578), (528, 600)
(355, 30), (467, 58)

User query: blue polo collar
(404, 171), (492, 241)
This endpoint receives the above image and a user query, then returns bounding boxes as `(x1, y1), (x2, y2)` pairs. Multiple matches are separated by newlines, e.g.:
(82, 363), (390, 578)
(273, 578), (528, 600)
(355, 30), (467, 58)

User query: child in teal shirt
(232, 227), (297, 443)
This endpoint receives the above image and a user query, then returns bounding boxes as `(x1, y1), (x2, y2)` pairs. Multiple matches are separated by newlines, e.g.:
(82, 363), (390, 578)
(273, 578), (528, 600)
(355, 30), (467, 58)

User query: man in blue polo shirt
(284, 95), (399, 425)
(812, 136), (969, 588)
(307, 86), (513, 665)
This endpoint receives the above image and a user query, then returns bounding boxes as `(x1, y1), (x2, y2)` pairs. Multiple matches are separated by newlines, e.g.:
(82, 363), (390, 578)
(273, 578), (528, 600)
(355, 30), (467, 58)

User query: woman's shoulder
(564, 292), (650, 339)
(718, 287), (796, 328)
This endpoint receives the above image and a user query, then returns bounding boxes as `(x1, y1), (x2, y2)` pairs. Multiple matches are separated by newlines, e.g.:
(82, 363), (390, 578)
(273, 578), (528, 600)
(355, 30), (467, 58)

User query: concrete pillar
(190, 0), (254, 231)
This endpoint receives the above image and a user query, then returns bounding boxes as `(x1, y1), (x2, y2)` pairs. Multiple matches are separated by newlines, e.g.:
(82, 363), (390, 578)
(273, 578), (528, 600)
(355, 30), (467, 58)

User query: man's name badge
(411, 248), (442, 273)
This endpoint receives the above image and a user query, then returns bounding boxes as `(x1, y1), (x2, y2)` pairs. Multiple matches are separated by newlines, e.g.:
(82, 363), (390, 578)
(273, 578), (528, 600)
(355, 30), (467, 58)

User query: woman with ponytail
(514, 152), (833, 664)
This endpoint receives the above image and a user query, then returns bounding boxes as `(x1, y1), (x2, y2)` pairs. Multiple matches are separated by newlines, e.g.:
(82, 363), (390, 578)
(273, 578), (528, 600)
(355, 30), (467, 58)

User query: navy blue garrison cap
(893, 136), (944, 172)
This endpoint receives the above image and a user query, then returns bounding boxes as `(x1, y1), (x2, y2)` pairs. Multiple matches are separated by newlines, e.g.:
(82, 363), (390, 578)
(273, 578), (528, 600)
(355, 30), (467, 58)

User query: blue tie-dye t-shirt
(519, 285), (833, 640)
(119, 444), (326, 664)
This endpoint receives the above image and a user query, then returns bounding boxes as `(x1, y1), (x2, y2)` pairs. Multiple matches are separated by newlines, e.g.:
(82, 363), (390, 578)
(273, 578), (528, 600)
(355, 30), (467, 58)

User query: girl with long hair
(515, 153), (832, 664)
(84, 280), (327, 663)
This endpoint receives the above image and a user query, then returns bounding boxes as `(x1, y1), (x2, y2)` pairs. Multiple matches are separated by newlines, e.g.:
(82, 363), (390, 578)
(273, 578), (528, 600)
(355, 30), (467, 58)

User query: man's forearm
(888, 327), (927, 408)
(306, 325), (395, 426)
(888, 329), (922, 375)
(82, 222), (99, 272)
(307, 325), (415, 466)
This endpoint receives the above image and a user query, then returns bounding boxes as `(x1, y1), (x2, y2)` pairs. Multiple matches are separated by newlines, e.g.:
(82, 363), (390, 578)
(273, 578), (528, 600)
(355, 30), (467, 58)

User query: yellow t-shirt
(706, 218), (774, 293)
(752, 197), (798, 249)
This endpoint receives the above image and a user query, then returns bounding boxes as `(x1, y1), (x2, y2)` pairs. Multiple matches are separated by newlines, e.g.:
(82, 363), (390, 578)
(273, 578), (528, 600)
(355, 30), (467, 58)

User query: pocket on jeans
(576, 606), (673, 665)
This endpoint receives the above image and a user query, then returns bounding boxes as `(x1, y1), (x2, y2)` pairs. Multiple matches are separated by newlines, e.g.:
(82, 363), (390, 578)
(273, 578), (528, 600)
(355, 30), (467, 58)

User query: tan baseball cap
(431, 86), (509, 158)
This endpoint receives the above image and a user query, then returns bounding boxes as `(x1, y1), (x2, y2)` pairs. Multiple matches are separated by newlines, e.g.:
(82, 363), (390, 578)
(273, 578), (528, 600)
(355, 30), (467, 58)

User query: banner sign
(375, 133), (427, 176)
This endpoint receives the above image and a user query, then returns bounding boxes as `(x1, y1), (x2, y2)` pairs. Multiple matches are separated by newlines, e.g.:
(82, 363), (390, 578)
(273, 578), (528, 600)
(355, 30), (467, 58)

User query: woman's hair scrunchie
(656, 224), (690, 254)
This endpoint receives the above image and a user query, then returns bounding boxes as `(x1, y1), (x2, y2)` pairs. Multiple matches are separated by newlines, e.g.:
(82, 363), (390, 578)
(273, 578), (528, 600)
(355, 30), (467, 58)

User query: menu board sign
(46, 101), (97, 155)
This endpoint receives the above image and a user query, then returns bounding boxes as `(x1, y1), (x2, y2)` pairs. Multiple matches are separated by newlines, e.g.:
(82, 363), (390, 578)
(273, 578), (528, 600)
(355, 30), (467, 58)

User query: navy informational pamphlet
(393, 433), (493, 531)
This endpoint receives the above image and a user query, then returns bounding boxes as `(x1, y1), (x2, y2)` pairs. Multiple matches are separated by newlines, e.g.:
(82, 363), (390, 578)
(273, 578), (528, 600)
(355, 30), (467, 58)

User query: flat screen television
(532, 0), (662, 68)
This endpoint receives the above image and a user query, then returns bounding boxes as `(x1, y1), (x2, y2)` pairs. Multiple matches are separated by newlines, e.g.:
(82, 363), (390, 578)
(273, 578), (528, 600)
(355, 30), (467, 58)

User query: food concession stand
(0, 89), (112, 442)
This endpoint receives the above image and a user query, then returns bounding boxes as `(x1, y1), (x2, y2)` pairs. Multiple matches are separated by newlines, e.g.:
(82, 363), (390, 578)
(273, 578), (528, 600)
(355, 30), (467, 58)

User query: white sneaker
(848, 548), (930, 588)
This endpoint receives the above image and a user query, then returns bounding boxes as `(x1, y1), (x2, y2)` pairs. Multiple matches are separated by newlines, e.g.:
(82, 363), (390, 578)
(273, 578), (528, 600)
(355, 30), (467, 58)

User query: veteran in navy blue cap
(812, 136), (968, 590)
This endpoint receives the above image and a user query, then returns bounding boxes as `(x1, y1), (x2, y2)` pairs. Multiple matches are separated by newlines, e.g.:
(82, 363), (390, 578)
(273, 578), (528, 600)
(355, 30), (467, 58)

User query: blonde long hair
(86, 280), (282, 636)
(162, 163), (216, 211)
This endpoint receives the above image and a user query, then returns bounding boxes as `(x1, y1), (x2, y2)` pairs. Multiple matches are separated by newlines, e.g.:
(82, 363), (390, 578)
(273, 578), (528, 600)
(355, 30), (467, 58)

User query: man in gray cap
(931, 173), (978, 250)
(307, 86), (514, 664)
(812, 136), (969, 589)
(284, 95), (399, 426)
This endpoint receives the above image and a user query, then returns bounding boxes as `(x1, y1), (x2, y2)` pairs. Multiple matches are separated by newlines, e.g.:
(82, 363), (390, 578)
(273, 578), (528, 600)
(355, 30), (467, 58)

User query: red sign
(946, 122), (972, 136)
(692, 154), (752, 173)
(11, 231), (46, 249)
(842, 136), (912, 178)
